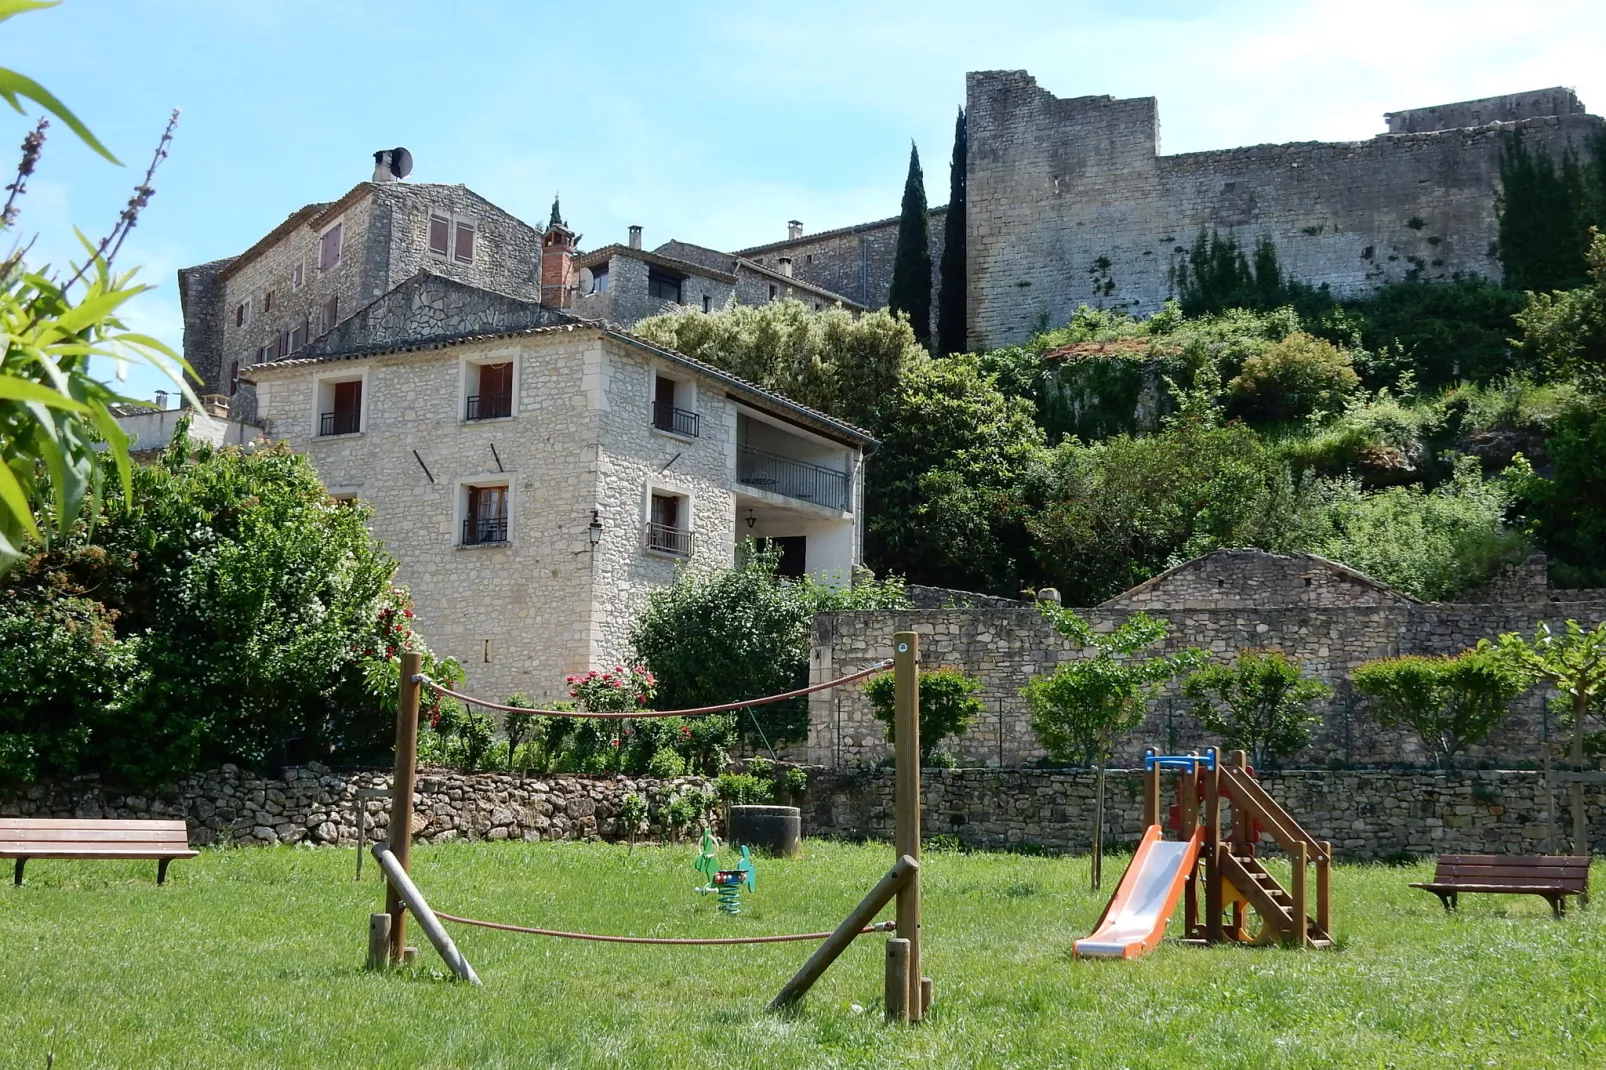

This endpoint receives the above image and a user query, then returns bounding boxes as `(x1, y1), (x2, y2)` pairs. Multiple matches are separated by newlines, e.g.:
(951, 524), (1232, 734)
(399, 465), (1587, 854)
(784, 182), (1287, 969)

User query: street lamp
(588, 509), (603, 546)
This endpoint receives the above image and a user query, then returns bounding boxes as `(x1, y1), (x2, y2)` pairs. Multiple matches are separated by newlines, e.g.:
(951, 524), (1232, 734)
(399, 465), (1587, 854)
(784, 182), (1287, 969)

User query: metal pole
(372, 844), (481, 984)
(386, 651), (423, 965)
(892, 631), (924, 1022)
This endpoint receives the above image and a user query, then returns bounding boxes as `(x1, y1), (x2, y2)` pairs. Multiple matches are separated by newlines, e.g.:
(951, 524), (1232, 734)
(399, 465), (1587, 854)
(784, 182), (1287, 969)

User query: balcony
(319, 410), (361, 436)
(645, 522), (694, 557)
(462, 515), (509, 546)
(651, 401), (699, 438)
(466, 393), (512, 421)
(737, 445), (848, 511)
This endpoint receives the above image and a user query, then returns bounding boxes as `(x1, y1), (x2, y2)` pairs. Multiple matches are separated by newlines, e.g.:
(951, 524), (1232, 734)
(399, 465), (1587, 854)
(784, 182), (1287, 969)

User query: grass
(2, 841), (1604, 1069)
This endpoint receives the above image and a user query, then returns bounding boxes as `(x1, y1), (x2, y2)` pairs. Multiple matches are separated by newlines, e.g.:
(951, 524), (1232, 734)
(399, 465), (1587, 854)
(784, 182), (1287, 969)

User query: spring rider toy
(693, 828), (757, 914)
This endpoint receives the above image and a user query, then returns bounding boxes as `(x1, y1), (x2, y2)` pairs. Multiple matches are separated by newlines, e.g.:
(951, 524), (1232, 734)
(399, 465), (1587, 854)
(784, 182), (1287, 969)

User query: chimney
(541, 222), (578, 308)
(777, 256), (794, 278)
(628, 225), (642, 250)
(372, 149), (398, 184)
(787, 220), (803, 240)
(199, 393), (230, 418)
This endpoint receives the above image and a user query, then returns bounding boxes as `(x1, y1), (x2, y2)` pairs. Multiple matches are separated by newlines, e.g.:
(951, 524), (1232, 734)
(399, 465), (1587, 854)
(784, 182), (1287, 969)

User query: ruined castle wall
(964, 70), (1606, 350)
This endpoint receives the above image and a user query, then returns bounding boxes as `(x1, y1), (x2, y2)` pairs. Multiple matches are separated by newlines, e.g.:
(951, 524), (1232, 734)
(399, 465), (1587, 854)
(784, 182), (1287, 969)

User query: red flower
(568, 689), (578, 697)
(635, 694), (646, 704)
(403, 609), (414, 619)
(588, 670), (598, 678)
(610, 738), (621, 748)
(680, 726), (692, 738)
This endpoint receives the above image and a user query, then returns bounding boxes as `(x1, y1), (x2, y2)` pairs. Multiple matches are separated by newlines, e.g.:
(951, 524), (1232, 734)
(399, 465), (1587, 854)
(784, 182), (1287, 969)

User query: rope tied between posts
(433, 912), (898, 945)
(413, 659), (894, 719)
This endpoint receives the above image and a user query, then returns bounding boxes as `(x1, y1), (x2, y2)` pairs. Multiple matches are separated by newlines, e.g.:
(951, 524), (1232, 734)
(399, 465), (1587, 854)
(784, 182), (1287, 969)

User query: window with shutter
(322, 296), (338, 332)
(263, 290), (273, 313)
(288, 320), (308, 353)
(428, 215), (450, 256)
(228, 361), (239, 396)
(319, 223), (343, 271)
(454, 221), (475, 264)
(292, 262), (304, 290)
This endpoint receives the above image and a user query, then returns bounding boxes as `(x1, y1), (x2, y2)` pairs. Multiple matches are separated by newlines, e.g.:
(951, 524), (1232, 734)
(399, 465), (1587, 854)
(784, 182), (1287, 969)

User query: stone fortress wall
(804, 550), (1606, 771)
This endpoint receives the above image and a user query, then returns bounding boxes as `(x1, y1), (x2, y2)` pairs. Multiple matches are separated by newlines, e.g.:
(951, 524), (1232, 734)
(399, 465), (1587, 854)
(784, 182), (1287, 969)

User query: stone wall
(0, 765), (718, 848)
(802, 767), (1606, 860)
(962, 70), (1606, 349)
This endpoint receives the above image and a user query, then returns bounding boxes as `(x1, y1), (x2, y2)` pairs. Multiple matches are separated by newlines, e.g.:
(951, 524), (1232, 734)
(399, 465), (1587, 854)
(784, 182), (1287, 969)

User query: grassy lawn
(2, 840), (1603, 1069)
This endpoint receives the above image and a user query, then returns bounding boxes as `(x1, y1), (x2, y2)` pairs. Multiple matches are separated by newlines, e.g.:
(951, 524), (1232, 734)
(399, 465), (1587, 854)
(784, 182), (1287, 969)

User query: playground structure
(1076, 749), (1334, 958)
(367, 634), (932, 1023)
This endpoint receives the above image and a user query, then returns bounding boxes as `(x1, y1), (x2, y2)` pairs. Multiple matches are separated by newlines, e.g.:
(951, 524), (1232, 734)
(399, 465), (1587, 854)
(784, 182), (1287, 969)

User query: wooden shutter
(454, 221), (475, 264)
(428, 215), (450, 255)
(333, 379), (362, 416)
(480, 362), (512, 400)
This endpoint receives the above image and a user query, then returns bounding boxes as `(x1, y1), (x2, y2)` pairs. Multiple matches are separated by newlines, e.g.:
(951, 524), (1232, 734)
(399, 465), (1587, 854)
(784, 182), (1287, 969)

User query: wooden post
(1290, 840), (1308, 949)
(1181, 763), (1199, 938)
(884, 938), (911, 1023)
(372, 844), (481, 984)
(1204, 748), (1222, 943)
(1092, 765), (1105, 892)
(892, 631), (923, 1023)
(385, 651), (423, 965)
(1142, 750), (1160, 829)
(1571, 692), (1588, 867)
(1316, 840), (1332, 938)
(366, 913), (392, 971)
(920, 976), (933, 1016)
(770, 855), (917, 1011)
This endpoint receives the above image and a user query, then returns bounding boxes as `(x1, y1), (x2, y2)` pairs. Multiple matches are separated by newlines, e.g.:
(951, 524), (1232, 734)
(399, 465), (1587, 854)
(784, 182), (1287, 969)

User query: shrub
(1182, 649), (1332, 768)
(1352, 651), (1525, 767)
(1226, 332), (1360, 424)
(502, 693), (538, 773)
(779, 765), (809, 800)
(647, 748), (686, 778)
(714, 772), (773, 806)
(617, 792), (649, 849)
(863, 665), (984, 763)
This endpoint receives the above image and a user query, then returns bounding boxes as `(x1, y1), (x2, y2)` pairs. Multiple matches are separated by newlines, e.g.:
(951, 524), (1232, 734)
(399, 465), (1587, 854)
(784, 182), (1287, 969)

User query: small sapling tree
(617, 791), (648, 852)
(1183, 649), (1332, 769)
(864, 664), (984, 765)
(503, 692), (537, 773)
(1486, 620), (1606, 855)
(1353, 651), (1524, 768)
(1022, 604), (1201, 888)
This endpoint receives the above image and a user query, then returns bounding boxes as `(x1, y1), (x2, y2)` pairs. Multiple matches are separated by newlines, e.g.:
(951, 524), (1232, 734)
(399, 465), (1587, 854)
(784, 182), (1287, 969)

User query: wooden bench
(1410, 854), (1590, 918)
(0, 818), (198, 886)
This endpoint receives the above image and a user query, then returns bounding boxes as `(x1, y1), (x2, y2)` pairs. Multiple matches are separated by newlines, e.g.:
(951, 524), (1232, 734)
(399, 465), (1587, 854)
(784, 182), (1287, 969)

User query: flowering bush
(566, 665), (656, 713)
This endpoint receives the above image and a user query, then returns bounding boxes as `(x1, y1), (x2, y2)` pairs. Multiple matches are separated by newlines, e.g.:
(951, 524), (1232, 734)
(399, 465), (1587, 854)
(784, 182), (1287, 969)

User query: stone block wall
(802, 767), (1606, 860)
(0, 765), (718, 848)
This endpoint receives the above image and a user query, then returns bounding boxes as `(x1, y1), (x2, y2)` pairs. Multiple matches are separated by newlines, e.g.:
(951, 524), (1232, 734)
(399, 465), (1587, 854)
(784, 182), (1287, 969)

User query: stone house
(244, 278), (876, 705)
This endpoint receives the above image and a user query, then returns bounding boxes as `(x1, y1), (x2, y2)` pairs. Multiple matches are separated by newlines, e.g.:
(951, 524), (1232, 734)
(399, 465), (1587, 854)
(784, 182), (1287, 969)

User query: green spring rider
(694, 828), (757, 914)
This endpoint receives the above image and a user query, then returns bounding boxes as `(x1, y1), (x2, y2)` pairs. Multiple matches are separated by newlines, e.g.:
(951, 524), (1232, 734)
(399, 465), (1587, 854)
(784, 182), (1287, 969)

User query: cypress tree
(936, 108), (968, 356)
(888, 141), (933, 349)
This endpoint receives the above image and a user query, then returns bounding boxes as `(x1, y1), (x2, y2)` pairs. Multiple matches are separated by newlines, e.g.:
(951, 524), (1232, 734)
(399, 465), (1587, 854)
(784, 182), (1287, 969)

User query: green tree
(1511, 396), (1606, 586)
(1352, 651), (1525, 767)
(936, 108), (967, 357)
(1182, 649), (1332, 769)
(1486, 620), (1606, 854)
(0, 8), (190, 573)
(633, 300), (923, 431)
(503, 692), (537, 772)
(863, 664), (983, 763)
(1515, 229), (1606, 392)
(1022, 604), (1201, 888)
(888, 141), (932, 350)
(1497, 132), (1596, 292)
(628, 541), (910, 746)
(1225, 332), (1359, 424)
(1172, 230), (1328, 318)
(863, 355), (1043, 594)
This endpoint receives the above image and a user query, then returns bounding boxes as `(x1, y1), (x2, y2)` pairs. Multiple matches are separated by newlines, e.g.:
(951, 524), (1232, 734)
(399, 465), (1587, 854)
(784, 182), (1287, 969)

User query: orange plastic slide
(1073, 825), (1204, 959)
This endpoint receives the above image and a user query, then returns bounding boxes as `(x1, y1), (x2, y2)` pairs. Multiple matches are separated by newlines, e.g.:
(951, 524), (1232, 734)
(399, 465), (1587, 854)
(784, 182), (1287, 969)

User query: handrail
(1221, 767), (1330, 865)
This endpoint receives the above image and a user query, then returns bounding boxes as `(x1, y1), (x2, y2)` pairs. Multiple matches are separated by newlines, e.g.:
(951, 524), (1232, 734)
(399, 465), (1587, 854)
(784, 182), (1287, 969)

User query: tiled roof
(733, 257), (865, 310)
(736, 204), (948, 256)
(574, 244), (739, 284)
(244, 315), (876, 446)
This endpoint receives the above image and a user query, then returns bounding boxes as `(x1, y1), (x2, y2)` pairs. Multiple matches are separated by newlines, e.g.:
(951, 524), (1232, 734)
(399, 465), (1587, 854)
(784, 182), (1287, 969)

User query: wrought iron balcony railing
(651, 401), (699, 437)
(462, 515), (509, 545)
(736, 445), (848, 511)
(645, 522), (694, 557)
(319, 410), (361, 436)
(466, 392), (513, 421)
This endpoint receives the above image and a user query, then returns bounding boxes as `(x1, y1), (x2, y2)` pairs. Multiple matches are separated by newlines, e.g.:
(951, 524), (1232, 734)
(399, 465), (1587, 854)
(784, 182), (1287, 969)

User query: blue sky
(8, 0), (1604, 399)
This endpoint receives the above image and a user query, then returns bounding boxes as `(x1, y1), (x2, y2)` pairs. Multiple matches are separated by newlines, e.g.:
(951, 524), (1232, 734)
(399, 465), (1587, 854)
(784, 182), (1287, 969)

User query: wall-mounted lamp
(745, 509), (756, 530)
(588, 509), (603, 545)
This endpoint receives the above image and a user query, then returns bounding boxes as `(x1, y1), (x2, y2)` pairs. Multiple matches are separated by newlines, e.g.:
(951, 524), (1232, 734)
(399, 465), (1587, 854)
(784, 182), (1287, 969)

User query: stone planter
(727, 804), (802, 857)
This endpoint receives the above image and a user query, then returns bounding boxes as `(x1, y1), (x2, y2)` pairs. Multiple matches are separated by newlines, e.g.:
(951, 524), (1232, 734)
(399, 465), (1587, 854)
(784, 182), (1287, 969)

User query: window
(322, 295), (339, 333)
(463, 483), (509, 545)
(591, 265), (609, 293)
(647, 269), (682, 303)
(316, 375), (364, 436)
(292, 262), (304, 290)
(466, 361), (514, 420)
(646, 492), (692, 556)
(428, 214), (450, 256)
(702, 294), (711, 313)
(263, 290), (274, 314)
(286, 319), (308, 355)
(235, 300), (250, 327)
(258, 338), (280, 363)
(428, 214), (478, 264)
(454, 221), (476, 264)
(228, 360), (240, 397)
(651, 374), (698, 437)
(319, 222), (343, 271)
(814, 301), (822, 311)
(768, 284), (778, 300)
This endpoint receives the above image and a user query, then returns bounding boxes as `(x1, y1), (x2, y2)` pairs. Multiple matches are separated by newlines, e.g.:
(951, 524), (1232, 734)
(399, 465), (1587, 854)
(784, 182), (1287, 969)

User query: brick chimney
(777, 256), (794, 277)
(541, 223), (577, 308)
(628, 225), (642, 250)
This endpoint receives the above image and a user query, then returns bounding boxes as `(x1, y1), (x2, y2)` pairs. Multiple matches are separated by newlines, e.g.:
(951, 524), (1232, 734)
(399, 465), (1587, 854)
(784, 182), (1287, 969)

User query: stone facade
(248, 318), (871, 705)
(963, 72), (1605, 348)
(804, 767), (1606, 860)
(805, 549), (1606, 770)
(0, 765), (717, 848)
(572, 244), (738, 326)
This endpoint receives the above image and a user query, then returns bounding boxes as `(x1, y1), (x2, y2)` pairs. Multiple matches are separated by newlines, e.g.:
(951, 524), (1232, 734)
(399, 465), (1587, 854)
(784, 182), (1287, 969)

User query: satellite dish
(389, 147), (414, 180)
(577, 266), (594, 292)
